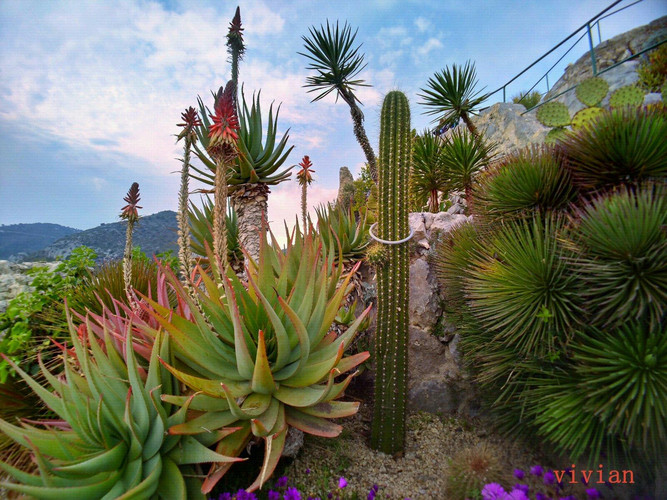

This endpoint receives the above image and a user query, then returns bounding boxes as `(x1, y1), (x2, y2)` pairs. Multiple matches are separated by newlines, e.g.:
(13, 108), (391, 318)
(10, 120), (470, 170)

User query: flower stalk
(120, 182), (141, 307)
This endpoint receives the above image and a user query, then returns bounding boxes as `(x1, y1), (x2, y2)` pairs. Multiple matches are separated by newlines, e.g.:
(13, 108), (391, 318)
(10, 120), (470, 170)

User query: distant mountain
(0, 223), (81, 259)
(23, 211), (179, 262)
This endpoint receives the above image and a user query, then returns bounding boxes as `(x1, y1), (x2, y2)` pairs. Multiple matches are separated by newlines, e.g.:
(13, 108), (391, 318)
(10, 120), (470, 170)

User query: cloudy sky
(0, 0), (663, 233)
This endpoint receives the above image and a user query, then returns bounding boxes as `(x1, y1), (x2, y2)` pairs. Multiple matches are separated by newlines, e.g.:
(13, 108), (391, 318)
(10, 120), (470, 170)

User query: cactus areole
(371, 91), (411, 454)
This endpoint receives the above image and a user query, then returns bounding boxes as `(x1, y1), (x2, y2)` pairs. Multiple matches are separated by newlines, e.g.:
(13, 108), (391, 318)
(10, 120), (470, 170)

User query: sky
(0, 0), (664, 236)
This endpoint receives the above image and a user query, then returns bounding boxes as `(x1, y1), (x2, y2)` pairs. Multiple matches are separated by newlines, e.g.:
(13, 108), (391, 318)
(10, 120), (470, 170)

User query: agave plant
(531, 321), (667, 461)
(474, 145), (576, 221)
(412, 130), (449, 212)
(419, 61), (491, 138)
(300, 21), (377, 182)
(315, 203), (369, 262)
(0, 316), (238, 499)
(440, 128), (496, 208)
(569, 185), (667, 330)
(140, 229), (370, 492)
(559, 106), (667, 192)
(192, 90), (294, 265)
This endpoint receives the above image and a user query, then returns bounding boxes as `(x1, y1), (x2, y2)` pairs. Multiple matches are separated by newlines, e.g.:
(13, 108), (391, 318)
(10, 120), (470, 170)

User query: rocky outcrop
(336, 167), (355, 209)
(0, 260), (60, 313)
(470, 102), (550, 159)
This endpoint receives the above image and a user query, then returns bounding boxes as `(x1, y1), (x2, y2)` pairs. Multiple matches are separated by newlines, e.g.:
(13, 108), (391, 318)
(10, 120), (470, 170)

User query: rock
(336, 166), (355, 208)
(469, 102), (549, 160)
(282, 427), (304, 458)
(409, 259), (440, 332)
(429, 213), (469, 237)
(644, 92), (663, 106)
(0, 260), (60, 314)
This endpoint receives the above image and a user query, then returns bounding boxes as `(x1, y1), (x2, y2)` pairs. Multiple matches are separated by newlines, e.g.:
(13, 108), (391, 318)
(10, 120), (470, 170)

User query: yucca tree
(440, 128), (496, 209)
(141, 228), (370, 492)
(0, 317), (237, 499)
(412, 130), (449, 212)
(419, 61), (491, 138)
(120, 182), (141, 306)
(192, 90), (294, 267)
(301, 21), (378, 183)
(296, 155), (315, 228)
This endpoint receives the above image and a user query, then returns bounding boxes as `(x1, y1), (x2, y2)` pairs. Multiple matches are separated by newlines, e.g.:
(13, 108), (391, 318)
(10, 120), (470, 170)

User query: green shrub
(512, 90), (541, 110)
(637, 43), (667, 92)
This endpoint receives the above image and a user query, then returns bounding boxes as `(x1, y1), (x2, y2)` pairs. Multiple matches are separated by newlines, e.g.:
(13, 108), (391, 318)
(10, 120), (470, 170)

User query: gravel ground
(282, 405), (547, 500)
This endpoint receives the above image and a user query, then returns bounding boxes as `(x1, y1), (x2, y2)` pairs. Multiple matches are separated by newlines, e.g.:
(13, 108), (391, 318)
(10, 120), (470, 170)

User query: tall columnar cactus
(371, 90), (411, 454)
(120, 182), (141, 307)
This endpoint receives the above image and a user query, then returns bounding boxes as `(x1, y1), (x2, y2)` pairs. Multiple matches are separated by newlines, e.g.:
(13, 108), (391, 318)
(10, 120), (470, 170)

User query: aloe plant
(0, 316), (237, 499)
(120, 182), (141, 306)
(315, 202), (369, 262)
(192, 90), (294, 265)
(141, 229), (370, 492)
(296, 155), (315, 229)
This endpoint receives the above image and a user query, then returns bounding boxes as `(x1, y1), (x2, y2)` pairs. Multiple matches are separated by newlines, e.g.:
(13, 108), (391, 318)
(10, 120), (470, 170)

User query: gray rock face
(0, 260), (60, 313)
(336, 166), (355, 209)
(470, 102), (549, 159)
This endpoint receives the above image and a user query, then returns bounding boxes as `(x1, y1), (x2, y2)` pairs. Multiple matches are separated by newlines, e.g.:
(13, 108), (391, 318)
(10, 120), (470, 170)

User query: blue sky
(0, 0), (664, 232)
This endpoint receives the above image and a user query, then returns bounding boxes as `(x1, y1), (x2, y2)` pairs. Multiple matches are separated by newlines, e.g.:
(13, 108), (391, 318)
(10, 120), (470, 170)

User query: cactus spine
(371, 91), (411, 454)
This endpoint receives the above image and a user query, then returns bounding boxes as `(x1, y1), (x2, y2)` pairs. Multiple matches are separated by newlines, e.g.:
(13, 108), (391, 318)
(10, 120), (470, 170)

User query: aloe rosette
(143, 229), (370, 493)
(315, 202), (369, 262)
(0, 316), (239, 499)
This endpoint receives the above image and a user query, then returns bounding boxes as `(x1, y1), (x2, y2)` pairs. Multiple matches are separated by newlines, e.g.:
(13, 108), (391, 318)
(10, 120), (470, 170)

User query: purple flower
(481, 483), (507, 500)
(367, 490), (376, 500)
(530, 465), (544, 477)
(235, 491), (257, 500)
(507, 488), (530, 500)
(514, 484), (530, 494)
(338, 477), (347, 489)
(218, 494), (232, 500)
(276, 476), (289, 488)
(586, 489), (600, 499)
(558, 496), (577, 500)
(513, 469), (525, 480)
(373, 484), (379, 492)
(536, 494), (552, 500)
(284, 487), (301, 500)
(544, 470), (556, 485)
(268, 491), (281, 500)
(305, 468), (311, 475)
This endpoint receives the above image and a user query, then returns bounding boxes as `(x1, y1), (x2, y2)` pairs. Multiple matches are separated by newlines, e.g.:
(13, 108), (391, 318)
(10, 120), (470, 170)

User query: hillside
(24, 211), (179, 262)
(0, 223), (81, 259)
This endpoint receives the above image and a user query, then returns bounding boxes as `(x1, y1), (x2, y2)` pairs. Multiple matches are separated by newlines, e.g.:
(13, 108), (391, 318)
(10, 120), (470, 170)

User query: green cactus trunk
(371, 91), (411, 454)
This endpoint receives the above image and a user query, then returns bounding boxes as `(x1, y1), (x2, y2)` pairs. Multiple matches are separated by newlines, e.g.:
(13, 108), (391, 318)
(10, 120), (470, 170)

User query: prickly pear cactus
(536, 102), (571, 128)
(609, 85), (644, 108)
(544, 127), (568, 144)
(371, 90), (411, 455)
(571, 107), (605, 130)
(575, 77), (609, 107)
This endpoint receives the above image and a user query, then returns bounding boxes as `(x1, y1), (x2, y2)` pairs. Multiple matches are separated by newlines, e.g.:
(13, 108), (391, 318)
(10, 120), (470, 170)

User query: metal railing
(486, 0), (665, 113)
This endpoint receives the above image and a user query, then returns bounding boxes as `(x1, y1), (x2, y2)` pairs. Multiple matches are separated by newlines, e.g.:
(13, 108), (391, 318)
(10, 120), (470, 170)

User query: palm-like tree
(296, 155), (315, 228)
(419, 61), (490, 138)
(300, 21), (378, 183)
(412, 131), (449, 212)
(440, 128), (496, 210)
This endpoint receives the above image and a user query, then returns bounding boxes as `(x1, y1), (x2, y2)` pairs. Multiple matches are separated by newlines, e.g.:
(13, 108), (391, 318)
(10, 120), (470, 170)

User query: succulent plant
(189, 195), (242, 272)
(300, 21), (377, 182)
(0, 318), (235, 499)
(575, 77), (609, 107)
(569, 185), (667, 331)
(143, 229), (370, 492)
(570, 106), (605, 130)
(465, 215), (584, 357)
(371, 91), (411, 454)
(609, 85), (644, 108)
(120, 182), (141, 306)
(365, 242), (387, 268)
(315, 203), (369, 262)
(445, 443), (507, 500)
(296, 155), (315, 229)
(559, 106), (667, 191)
(474, 145), (576, 221)
(544, 127), (568, 145)
(512, 90), (541, 110)
(433, 221), (480, 308)
(536, 101), (570, 128)
(531, 321), (667, 460)
(419, 61), (491, 138)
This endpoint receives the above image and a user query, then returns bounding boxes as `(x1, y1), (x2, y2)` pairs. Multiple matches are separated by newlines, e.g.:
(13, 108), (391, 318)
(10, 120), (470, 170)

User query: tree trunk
(429, 189), (439, 213)
(460, 112), (480, 139)
(341, 89), (378, 184)
(231, 183), (269, 270)
(464, 184), (473, 214)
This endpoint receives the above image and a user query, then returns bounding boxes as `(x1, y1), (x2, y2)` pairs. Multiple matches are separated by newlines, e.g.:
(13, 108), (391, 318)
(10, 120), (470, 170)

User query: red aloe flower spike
(208, 81), (240, 160)
(120, 182), (141, 222)
(296, 155), (315, 186)
(176, 106), (202, 142)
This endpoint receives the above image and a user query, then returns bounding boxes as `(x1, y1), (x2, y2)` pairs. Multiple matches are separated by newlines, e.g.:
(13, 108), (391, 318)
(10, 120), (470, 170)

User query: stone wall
(0, 260), (59, 313)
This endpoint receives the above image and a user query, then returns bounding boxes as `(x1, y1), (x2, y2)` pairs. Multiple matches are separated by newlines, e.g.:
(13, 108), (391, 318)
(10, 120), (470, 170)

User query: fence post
(587, 22), (598, 75)
(597, 21), (602, 44)
(546, 73), (550, 91)
(503, 86), (506, 102)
